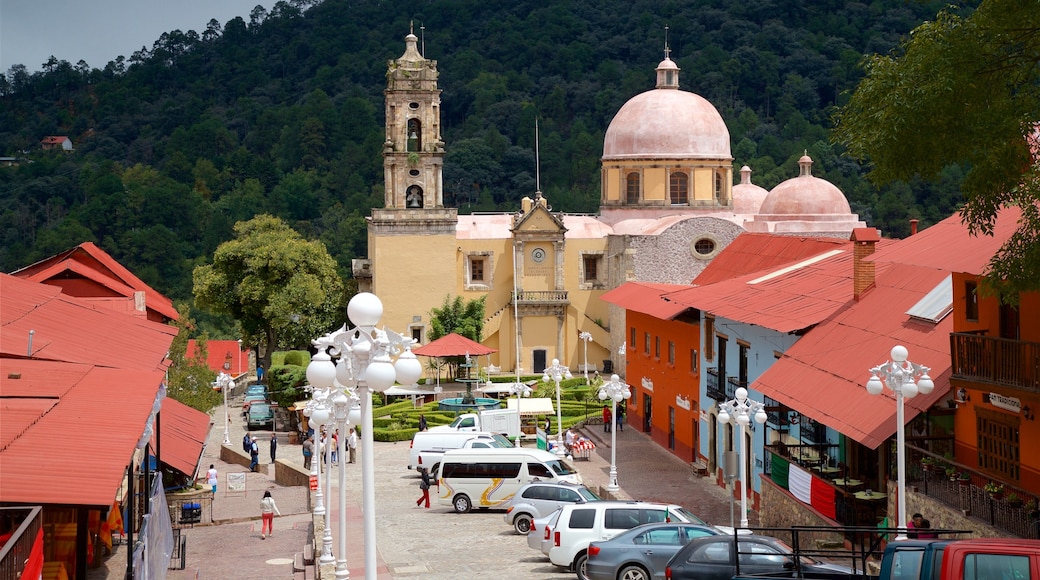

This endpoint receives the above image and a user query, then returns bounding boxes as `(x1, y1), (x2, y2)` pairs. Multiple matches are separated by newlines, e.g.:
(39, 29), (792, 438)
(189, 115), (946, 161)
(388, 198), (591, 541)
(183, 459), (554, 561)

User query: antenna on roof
(535, 118), (542, 199)
(664, 24), (671, 59)
(420, 23), (426, 57)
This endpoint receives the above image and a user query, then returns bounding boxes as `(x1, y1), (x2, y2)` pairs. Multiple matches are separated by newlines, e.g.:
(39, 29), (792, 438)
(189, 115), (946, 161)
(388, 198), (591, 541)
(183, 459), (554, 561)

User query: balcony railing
(706, 368), (726, 402)
(512, 290), (569, 303)
(0, 506), (42, 580)
(725, 377), (744, 401)
(951, 333), (1040, 392)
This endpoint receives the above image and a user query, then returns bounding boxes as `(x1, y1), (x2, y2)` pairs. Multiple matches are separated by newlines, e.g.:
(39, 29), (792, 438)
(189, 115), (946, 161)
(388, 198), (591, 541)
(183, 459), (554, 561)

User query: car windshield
(673, 507), (706, 525)
(250, 403), (271, 415)
(547, 459), (576, 476)
(577, 487), (601, 501)
(490, 434), (512, 447)
(245, 395), (266, 401)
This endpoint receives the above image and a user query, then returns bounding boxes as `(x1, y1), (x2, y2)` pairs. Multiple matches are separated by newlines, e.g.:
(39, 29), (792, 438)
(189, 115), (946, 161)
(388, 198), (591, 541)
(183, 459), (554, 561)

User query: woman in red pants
(260, 490), (281, 538)
(416, 468), (432, 508)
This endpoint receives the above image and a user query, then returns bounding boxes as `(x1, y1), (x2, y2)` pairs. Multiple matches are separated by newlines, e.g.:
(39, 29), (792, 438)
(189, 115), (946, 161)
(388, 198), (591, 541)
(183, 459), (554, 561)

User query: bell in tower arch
(406, 185), (424, 208)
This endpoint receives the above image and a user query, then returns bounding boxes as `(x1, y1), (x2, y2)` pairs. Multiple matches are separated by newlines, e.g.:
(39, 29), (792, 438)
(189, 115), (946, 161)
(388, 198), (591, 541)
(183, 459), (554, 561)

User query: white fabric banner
(789, 463), (813, 504)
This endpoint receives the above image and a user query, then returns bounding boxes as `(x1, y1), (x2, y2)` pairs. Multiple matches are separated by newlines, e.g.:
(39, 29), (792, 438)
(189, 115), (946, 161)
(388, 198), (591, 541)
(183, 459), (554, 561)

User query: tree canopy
(834, 0), (1040, 297)
(429, 294), (487, 343)
(193, 214), (346, 368)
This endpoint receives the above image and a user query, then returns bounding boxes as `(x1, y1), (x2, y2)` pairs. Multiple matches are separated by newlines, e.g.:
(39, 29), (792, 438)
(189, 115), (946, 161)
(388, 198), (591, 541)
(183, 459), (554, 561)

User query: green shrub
(373, 427), (418, 442)
(282, 350), (310, 367)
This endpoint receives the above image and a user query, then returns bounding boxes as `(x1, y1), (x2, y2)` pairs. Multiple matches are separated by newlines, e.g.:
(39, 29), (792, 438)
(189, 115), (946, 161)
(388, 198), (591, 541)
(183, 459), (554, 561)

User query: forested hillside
(0, 0), (974, 314)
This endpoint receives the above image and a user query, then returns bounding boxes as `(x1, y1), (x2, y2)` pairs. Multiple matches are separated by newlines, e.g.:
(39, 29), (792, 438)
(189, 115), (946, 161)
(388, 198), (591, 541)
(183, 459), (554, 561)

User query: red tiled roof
(693, 234), (850, 285)
(187, 340), (250, 377)
(599, 281), (692, 320)
(157, 398), (212, 478)
(40, 136), (70, 144)
(0, 359), (166, 506)
(752, 263), (952, 449)
(664, 241), (895, 333)
(868, 207), (1022, 275)
(11, 242), (179, 321)
(1, 274), (176, 369)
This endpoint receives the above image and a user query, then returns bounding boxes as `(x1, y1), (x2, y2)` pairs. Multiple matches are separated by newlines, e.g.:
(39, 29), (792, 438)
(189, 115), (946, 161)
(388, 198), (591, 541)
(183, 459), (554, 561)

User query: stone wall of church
(630, 217), (745, 284)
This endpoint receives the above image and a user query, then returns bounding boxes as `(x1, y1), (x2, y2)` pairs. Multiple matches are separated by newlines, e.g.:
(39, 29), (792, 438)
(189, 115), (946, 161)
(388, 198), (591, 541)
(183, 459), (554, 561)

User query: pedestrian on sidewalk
(616, 406), (625, 432)
(602, 406), (612, 432)
(348, 427), (358, 463)
(302, 436), (314, 469)
(204, 464), (218, 495)
(249, 437), (259, 471)
(331, 429), (339, 465)
(243, 433), (251, 453)
(259, 490), (281, 539)
(418, 414), (428, 431)
(416, 467), (432, 508)
(269, 432), (278, 463)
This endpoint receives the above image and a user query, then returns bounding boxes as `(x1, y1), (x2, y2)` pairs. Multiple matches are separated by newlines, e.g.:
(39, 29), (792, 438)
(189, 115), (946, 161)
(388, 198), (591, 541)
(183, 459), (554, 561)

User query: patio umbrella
(412, 333), (496, 357)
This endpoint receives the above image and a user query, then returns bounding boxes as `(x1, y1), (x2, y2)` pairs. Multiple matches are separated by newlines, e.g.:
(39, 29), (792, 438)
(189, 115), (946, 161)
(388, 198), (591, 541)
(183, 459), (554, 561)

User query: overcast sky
(1, 0), (277, 72)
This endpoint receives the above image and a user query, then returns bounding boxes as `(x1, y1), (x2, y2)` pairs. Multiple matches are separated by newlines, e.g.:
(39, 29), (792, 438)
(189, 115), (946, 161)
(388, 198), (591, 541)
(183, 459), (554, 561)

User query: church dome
(732, 166), (769, 214)
(758, 155), (851, 215)
(603, 57), (730, 160)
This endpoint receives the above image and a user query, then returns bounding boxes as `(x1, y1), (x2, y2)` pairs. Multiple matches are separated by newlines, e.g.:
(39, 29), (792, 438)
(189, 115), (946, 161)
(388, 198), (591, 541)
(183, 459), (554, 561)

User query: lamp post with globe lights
(307, 292), (423, 580)
(718, 387), (767, 528)
(578, 332), (593, 384)
(542, 358), (572, 456)
(866, 345), (933, 540)
(598, 374), (631, 492)
(508, 381), (533, 447)
(211, 372), (235, 446)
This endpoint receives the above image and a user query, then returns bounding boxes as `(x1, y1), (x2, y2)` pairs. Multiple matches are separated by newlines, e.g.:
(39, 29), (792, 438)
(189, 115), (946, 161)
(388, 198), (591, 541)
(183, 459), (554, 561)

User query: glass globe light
(890, 345), (908, 363)
(866, 375), (884, 396)
(307, 350), (336, 390)
(918, 373), (934, 395)
(394, 348), (423, 386)
(347, 292), (383, 328)
(365, 355), (397, 392)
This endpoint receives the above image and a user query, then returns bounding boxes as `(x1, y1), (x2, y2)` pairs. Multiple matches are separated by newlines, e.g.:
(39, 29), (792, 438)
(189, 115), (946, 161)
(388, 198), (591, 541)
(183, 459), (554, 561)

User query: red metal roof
(186, 339), (250, 377)
(693, 234), (850, 285)
(413, 333), (497, 357)
(868, 207), (1022, 275)
(0, 359), (165, 506)
(752, 263), (953, 449)
(1, 273), (176, 369)
(599, 281), (692, 320)
(664, 242), (895, 333)
(156, 398), (212, 478)
(11, 241), (179, 321)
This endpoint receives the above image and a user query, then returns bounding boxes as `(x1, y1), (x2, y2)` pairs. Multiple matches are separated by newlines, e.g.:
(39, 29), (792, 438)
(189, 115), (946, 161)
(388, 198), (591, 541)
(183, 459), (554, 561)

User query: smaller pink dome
(759, 156), (851, 215)
(732, 166), (769, 214)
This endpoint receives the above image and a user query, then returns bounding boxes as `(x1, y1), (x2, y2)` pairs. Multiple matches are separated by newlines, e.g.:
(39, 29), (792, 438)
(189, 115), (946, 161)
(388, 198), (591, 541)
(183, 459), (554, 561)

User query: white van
(407, 431), (510, 471)
(436, 448), (582, 513)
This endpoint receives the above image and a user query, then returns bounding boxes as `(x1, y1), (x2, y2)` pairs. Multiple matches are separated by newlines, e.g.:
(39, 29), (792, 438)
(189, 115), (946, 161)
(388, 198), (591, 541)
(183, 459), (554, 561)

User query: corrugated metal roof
(0, 359), (165, 506)
(664, 248), (879, 333)
(868, 207), (1022, 274)
(1, 273), (176, 369)
(186, 340), (250, 377)
(751, 263), (953, 449)
(156, 398), (212, 478)
(693, 234), (851, 285)
(599, 281), (692, 320)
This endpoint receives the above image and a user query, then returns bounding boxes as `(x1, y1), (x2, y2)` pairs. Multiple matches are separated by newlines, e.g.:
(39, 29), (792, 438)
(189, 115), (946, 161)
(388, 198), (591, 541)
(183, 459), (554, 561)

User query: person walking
(330, 430), (339, 465)
(205, 464), (218, 495)
(418, 414), (428, 432)
(259, 490), (281, 539)
(249, 437), (260, 472)
(269, 432), (278, 463)
(602, 406), (612, 433)
(302, 436), (314, 470)
(416, 468), (432, 508)
(616, 406), (625, 432)
(243, 433), (252, 453)
(348, 427), (358, 464)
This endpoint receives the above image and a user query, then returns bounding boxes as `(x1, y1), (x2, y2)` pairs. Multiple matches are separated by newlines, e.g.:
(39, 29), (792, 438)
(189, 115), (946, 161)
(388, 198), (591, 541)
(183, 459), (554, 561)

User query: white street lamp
(598, 374), (631, 492)
(331, 388), (360, 578)
(211, 372), (235, 446)
(866, 345), (933, 540)
(237, 339), (243, 376)
(579, 332), (593, 385)
(542, 358), (572, 456)
(307, 292), (423, 580)
(718, 387), (767, 528)
(508, 381), (533, 448)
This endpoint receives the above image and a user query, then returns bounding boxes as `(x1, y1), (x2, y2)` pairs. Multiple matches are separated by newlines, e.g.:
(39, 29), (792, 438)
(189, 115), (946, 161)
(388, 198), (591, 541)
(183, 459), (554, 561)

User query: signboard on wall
(226, 472), (247, 493)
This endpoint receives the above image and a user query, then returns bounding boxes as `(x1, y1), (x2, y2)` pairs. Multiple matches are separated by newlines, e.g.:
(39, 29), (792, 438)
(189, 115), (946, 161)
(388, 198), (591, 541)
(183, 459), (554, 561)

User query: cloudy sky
(1, 0), (276, 72)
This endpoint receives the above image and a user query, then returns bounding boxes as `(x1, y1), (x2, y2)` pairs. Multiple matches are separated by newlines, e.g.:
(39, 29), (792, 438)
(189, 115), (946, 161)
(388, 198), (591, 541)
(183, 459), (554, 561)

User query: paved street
(89, 393), (751, 579)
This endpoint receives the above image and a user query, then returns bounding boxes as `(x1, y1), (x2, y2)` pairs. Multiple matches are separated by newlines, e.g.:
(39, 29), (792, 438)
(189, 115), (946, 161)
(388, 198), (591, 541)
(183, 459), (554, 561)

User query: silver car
(528, 508), (562, 554)
(504, 482), (600, 534)
(585, 523), (720, 580)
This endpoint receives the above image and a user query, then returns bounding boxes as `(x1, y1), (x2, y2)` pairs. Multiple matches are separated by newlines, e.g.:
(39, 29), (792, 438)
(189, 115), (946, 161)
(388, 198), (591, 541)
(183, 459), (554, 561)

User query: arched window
(626, 172), (640, 204)
(407, 118), (422, 152)
(670, 172), (688, 205)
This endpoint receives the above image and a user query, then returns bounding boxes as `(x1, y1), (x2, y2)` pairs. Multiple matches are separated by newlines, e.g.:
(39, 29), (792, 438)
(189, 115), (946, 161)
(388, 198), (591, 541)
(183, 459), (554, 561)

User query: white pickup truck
(428, 409), (521, 440)
(409, 431), (512, 473)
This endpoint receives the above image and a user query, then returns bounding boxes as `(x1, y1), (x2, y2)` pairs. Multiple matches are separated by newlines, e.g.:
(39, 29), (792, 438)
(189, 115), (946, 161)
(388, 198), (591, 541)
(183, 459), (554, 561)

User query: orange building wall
(623, 311), (701, 463)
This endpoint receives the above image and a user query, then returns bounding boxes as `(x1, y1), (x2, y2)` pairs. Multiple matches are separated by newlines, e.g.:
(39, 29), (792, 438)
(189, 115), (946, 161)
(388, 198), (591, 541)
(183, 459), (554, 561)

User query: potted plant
(1025, 498), (1038, 516)
(984, 481), (1004, 499)
(958, 471), (971, 486)
(1005, 492), (1022, 507)
(921, 457), (936, 471)
(945, 467), (957, 481)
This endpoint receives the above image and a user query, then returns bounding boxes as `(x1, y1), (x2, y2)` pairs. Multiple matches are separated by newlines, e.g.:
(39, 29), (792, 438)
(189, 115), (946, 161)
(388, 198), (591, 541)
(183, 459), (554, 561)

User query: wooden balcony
(951, 333), (1040, 393)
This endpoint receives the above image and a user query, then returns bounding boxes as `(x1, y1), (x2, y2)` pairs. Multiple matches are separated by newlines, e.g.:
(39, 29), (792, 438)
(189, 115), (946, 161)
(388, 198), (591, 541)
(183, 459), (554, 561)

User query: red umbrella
(413, 332), (496, 357)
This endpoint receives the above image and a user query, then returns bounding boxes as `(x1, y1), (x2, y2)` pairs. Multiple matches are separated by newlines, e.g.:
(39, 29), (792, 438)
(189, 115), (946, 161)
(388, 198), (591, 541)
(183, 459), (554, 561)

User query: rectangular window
(464, 251), (493, 290)
(705, 316), (715, 361)
(644, 332), (650, 354)
(965, 280), (979, 320)
(668, 341), (675, 364)
(977, 407), (1020, 480)
(470, 258), (484, 282)
(654, 337), (661, 359)
(738, 342), (749, 385)
(583, 256), (597, 281)
(630, 327), (636, 348)
(690, 349), (698, 373)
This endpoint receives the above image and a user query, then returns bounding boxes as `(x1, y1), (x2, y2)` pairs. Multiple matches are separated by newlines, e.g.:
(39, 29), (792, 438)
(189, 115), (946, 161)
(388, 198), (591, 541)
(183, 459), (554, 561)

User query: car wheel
(513, 513), (533, 534)
(574, 552), (589, 580)
(619, 564), (650, 580)
(452, 494), (471, 513)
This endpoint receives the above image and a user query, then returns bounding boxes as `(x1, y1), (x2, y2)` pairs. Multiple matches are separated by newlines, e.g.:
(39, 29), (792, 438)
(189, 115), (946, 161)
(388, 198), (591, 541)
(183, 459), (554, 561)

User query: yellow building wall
(693, 168), (713, 201)
(370, 232), (457, 342)
(523, 243), (556, 291)
(605, 168), (620, 201)
(645, 168), (666, 201)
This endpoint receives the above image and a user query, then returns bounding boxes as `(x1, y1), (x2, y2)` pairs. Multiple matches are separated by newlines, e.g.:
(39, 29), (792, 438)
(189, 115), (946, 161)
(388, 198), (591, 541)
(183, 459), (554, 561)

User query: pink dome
(732, 166), (769, 214)
(603, 90), (731, 159)
(759, 156), (851, 215)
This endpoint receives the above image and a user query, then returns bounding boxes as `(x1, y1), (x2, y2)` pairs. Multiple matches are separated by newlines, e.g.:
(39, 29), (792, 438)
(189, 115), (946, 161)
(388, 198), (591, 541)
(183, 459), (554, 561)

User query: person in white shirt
(348, 427), (358, 464)
(206, 465), (218, 495)
(260, 490), (281, 539)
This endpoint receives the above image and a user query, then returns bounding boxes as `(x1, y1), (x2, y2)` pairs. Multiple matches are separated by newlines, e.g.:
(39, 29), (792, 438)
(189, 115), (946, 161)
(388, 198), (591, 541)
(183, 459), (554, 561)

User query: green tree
(429, 294), (487, 342)
(834, 0), (1040, 298)
(165, 305), (222, 412)
(193, 214), (346, 370)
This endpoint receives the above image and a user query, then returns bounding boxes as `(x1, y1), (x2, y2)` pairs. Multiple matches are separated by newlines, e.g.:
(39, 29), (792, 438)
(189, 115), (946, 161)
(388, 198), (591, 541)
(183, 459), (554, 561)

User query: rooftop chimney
(909, 219), (919, 235)
(851, 228), (880, 300)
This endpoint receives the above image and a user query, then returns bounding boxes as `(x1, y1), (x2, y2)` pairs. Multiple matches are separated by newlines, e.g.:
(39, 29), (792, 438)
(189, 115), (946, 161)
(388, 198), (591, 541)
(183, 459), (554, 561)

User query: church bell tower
(383, 28), (444, 208)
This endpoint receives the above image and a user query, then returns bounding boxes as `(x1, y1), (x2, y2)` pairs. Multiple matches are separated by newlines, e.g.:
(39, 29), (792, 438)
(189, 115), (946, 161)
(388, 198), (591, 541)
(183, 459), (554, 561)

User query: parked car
(529, 508), (562, 554)
(242, 394), (267, 413)
(664, 535), (854, 580)
(247, 402), (275, 430)
(545, 501), (709, 580)
(586, 523), (721, 580)
(503, 482), (600, 534)
(245, 382), (268, 398)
